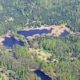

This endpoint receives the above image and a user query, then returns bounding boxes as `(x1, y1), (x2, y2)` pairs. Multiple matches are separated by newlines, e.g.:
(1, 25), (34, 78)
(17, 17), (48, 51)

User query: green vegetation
(0, 35), (80, 80)
(0, 5), (3, 13)
(0, 0), (80, 80)
(27, 35), (80, 80)
(0, 0), (80, 35)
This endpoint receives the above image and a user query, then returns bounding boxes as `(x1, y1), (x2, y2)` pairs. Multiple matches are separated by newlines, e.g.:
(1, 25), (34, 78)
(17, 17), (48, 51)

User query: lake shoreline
(18, 24), (74, 39)
(0, 24), (74, 46)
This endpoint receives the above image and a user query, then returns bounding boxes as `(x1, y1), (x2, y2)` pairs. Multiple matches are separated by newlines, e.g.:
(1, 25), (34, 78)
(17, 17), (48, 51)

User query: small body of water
(34, 70), (52, 80)
(17, 28), (53, 37)
(60, 30), (70, 37)
(2, 37), (24, 48)
(2, 29), (70, 48)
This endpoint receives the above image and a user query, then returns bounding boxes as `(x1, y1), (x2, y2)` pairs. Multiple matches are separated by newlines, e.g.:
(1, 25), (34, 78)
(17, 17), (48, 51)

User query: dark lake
(2, 37), (24, 48)
(2, 29), (70, 48)
(60, 30), (70, 37)
(17, 28), (53, 37)
(34, 70), (52, 80)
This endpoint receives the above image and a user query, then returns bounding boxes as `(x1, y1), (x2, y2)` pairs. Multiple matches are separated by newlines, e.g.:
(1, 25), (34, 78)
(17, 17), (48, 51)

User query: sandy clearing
(8, 17), (14, 21)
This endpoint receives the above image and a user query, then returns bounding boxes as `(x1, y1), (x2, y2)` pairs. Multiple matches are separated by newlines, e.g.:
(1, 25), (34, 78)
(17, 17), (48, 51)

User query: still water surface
(17, 28), (53, 37)
(2, 37), (24, 48)
(60, 30), (70, 37)
(2, 29), (69, 48)
(34, 70), (52, 80)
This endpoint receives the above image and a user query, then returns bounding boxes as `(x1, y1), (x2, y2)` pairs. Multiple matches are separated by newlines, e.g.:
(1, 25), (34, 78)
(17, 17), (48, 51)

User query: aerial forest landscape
(0, 0), (80, 80)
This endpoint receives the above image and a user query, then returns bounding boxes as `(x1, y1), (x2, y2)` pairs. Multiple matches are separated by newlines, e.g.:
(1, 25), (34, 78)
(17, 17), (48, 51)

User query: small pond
(17, 28), (53, 37)
(34, 70), (52, 80)
(2, 37), (24, 48)
(2, 29), (70, 48)
(60, 30), (70, 37)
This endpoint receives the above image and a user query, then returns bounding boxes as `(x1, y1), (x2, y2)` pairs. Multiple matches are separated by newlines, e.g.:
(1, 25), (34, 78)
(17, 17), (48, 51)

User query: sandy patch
(8, 17), (14, 21)
(27, 34), (40, 39)
(50, 24), (74, 36)
(0, 37), (5, 45)
(0, 32), (11, 45)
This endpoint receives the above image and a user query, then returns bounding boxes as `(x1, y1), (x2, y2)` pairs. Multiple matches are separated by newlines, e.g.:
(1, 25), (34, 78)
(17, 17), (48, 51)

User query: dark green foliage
(0, 35), (80, 80)
(0, 0), (80, 35)
(0, 0), (80, 80)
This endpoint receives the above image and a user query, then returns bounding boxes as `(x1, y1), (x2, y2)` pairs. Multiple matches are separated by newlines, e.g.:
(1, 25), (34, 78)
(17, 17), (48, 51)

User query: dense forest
(0, 0), (80, 80)
(0, 0), (80, 35)
(0, 35), (80, 80)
